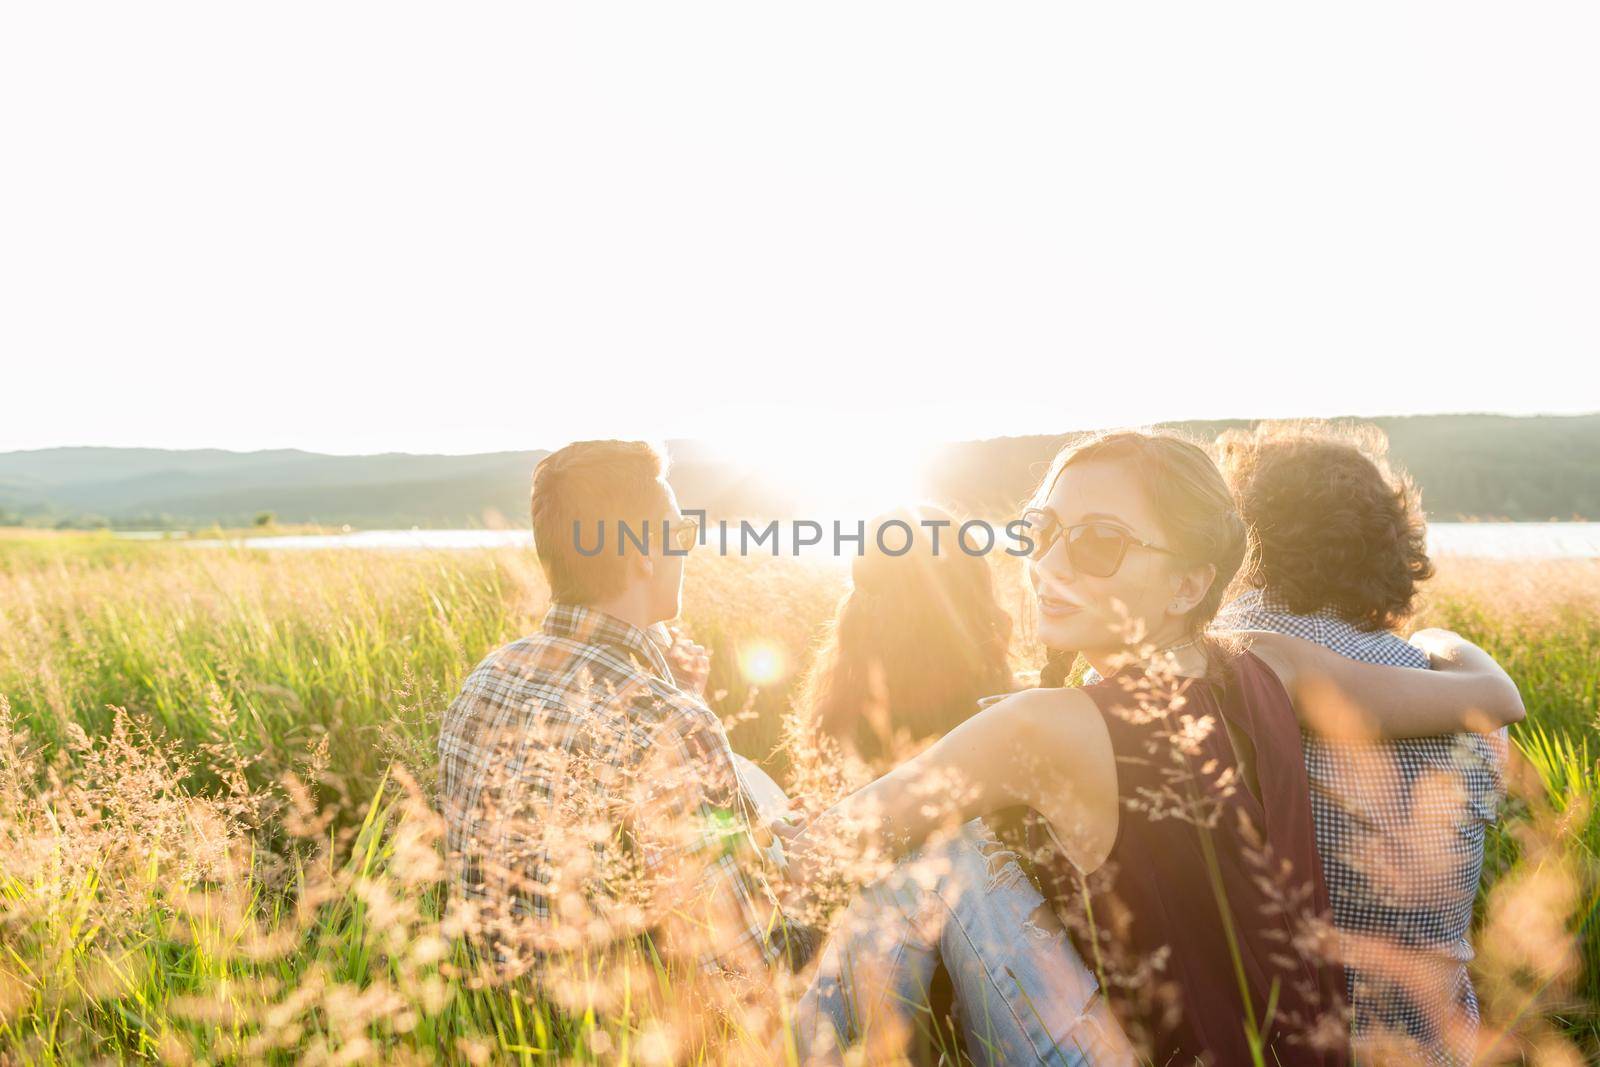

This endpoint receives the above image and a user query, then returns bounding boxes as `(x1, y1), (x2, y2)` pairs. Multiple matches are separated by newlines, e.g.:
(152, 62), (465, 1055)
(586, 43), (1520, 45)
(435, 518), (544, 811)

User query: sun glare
(703, 427), (937, 518)
(738, 642), (788, 687)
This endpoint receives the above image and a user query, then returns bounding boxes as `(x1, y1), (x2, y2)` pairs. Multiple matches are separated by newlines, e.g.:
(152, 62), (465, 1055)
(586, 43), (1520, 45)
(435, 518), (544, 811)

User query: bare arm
(783, 688), (1119, 888)
(1243, 628), (1524, 740)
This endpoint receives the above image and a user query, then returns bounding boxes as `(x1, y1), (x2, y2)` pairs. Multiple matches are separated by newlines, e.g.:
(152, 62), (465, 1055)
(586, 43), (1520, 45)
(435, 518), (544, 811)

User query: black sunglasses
(1019, 508), (1178, 578)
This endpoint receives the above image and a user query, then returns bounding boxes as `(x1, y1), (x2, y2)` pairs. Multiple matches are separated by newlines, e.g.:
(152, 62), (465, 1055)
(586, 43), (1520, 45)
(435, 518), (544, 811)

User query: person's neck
(1083, 628), (1205, 681)
(589, 590), (658, 634)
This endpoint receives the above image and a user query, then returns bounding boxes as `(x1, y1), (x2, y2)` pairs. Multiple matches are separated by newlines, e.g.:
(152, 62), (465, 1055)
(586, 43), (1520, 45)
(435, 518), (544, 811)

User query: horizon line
(5, 408), (1598, 460)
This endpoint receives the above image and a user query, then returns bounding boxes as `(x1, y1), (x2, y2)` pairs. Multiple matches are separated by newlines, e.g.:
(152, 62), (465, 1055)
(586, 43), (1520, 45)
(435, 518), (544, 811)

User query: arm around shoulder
(1243, 629), (1525, 740)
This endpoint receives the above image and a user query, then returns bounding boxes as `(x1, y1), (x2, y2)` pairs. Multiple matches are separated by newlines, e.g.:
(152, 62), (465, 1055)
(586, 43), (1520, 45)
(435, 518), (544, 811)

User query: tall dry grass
(0, 534), (1595, 1063)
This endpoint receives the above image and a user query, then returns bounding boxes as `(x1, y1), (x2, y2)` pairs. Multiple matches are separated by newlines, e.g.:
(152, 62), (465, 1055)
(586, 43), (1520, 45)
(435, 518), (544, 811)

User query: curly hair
(1215, 421), (1433, 632)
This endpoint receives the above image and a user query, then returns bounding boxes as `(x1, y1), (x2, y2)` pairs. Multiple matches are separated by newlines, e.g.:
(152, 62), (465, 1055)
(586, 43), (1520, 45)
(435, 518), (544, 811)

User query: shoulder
(1228, 601), (1429, 670)
(1231, 646), (1282, 681)
(1225, 637), (1300, 696)
(1221, 649), (1300, 717)
(449, 636), (545, 703)
(470, 634), (538, 672)
(636, 679), (719, 731)
(626, 678), (736, 766)
(984, 685), (1102, 722)
(1332, 623), (1429, 668)
(974, 687), (1112, 759)
(460, 633), (613, 686)
(1218, 598), (1326, 645)
(632, 688), (743, 802)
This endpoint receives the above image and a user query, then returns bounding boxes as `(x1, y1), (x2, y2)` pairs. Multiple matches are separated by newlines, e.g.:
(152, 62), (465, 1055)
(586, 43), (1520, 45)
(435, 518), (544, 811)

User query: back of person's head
(531, 440), (669, 605)
(796, 504), (1014, 766)
(1215, 421), (1433, 631)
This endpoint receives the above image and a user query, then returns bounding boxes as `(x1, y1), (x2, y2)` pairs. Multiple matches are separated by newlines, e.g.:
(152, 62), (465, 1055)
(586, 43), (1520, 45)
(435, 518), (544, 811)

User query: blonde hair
(1033, 429), (1247, 686)
(530, 440), (668, 605)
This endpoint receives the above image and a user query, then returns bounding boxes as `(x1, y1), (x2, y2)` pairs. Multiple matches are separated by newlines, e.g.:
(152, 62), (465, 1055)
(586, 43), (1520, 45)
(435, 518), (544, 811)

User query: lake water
(176, 522), (1600, 560)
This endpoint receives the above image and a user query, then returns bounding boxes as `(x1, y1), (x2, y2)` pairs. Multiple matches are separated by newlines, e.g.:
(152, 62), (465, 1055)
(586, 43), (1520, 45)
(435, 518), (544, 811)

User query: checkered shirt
(1220, 589), (1507, 1065)
(438, 604), (800, 976)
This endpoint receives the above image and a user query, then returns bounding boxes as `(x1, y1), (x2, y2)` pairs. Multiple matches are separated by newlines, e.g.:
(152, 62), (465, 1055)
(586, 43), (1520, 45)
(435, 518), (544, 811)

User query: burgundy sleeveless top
(1032, 653), (1349, 1066)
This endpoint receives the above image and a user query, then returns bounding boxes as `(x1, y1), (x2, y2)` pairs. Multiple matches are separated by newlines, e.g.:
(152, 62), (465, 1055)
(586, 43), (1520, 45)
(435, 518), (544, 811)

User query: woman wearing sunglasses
(786, 430), (1523, 1066)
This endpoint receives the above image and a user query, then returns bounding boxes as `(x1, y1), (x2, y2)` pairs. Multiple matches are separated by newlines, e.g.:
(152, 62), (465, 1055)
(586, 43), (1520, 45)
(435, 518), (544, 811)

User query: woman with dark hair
(787, 430), (1523, 1066)
(793, 504), (1016, 772)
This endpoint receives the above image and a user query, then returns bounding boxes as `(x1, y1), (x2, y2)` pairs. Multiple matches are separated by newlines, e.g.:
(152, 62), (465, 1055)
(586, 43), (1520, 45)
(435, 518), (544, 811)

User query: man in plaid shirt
(1216, 424), (1507, 1066)
(438, 440), (807, 978)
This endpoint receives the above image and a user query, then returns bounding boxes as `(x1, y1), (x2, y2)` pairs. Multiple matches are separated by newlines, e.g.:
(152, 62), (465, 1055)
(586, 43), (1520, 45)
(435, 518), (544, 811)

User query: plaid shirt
(438, 604), (801, 976)
(1220, 590), (1506, 1065)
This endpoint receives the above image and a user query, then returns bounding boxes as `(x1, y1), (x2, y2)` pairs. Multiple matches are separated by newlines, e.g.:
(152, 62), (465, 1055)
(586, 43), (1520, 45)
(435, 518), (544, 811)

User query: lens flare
(738, 642), (787, 687)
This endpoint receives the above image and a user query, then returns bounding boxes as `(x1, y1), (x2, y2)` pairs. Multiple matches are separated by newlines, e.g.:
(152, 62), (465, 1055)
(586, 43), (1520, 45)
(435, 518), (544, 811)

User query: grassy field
(0, 531), (1596, 1064)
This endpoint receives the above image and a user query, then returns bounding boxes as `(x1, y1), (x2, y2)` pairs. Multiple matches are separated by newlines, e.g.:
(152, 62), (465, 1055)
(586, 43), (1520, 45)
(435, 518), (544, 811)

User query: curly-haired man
(1216, 423), (1506, 1066)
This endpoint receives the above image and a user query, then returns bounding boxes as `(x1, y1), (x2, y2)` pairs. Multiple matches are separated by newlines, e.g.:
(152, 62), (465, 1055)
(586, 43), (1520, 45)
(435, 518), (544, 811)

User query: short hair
(1215, 422), (1433, 631)
(530, 440), (669, 605)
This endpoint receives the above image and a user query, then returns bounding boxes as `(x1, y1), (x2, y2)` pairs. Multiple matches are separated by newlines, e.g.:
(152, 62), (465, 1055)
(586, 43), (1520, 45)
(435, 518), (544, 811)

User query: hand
(770, 816), (808, 841)
(769, 817), (809, 883)
(778, 823), (825, 892)
(775, 814), (855, 891)
(1407, 627), (1470, 666)
(667, 627), (712, 697)
(774, 817), (881, 913)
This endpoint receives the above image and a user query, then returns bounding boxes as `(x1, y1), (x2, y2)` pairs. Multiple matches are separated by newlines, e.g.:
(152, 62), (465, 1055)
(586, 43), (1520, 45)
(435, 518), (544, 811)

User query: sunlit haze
(4, 3), (1597, 456)
(707, 427), (939, 514)
(737, 641), (790, 688)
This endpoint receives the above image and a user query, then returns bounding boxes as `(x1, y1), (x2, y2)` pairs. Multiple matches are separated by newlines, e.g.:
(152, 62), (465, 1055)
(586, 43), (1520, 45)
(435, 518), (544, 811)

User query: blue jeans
(794, 821), (1135, 1066)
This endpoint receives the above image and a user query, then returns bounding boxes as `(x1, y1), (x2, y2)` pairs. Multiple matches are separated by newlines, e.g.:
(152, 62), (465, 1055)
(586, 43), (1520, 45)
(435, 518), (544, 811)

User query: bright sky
(3, 3), (1596, 457)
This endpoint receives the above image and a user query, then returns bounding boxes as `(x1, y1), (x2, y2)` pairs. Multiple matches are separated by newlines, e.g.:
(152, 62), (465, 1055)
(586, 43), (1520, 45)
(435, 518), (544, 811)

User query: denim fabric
(795, 821), (1134, 1066)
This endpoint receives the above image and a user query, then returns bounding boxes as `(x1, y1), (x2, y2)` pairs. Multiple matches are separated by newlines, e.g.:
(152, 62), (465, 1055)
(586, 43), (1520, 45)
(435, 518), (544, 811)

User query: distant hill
(2, 413), (1597, 528)
(0, 449), (552, 529)
(924, 413), (1600, 522)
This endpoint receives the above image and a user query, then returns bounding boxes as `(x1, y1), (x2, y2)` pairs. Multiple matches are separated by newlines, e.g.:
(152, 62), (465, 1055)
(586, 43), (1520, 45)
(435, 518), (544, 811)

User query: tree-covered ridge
(2, 413), (1596, 529)
(927, 413), (1600, 522)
